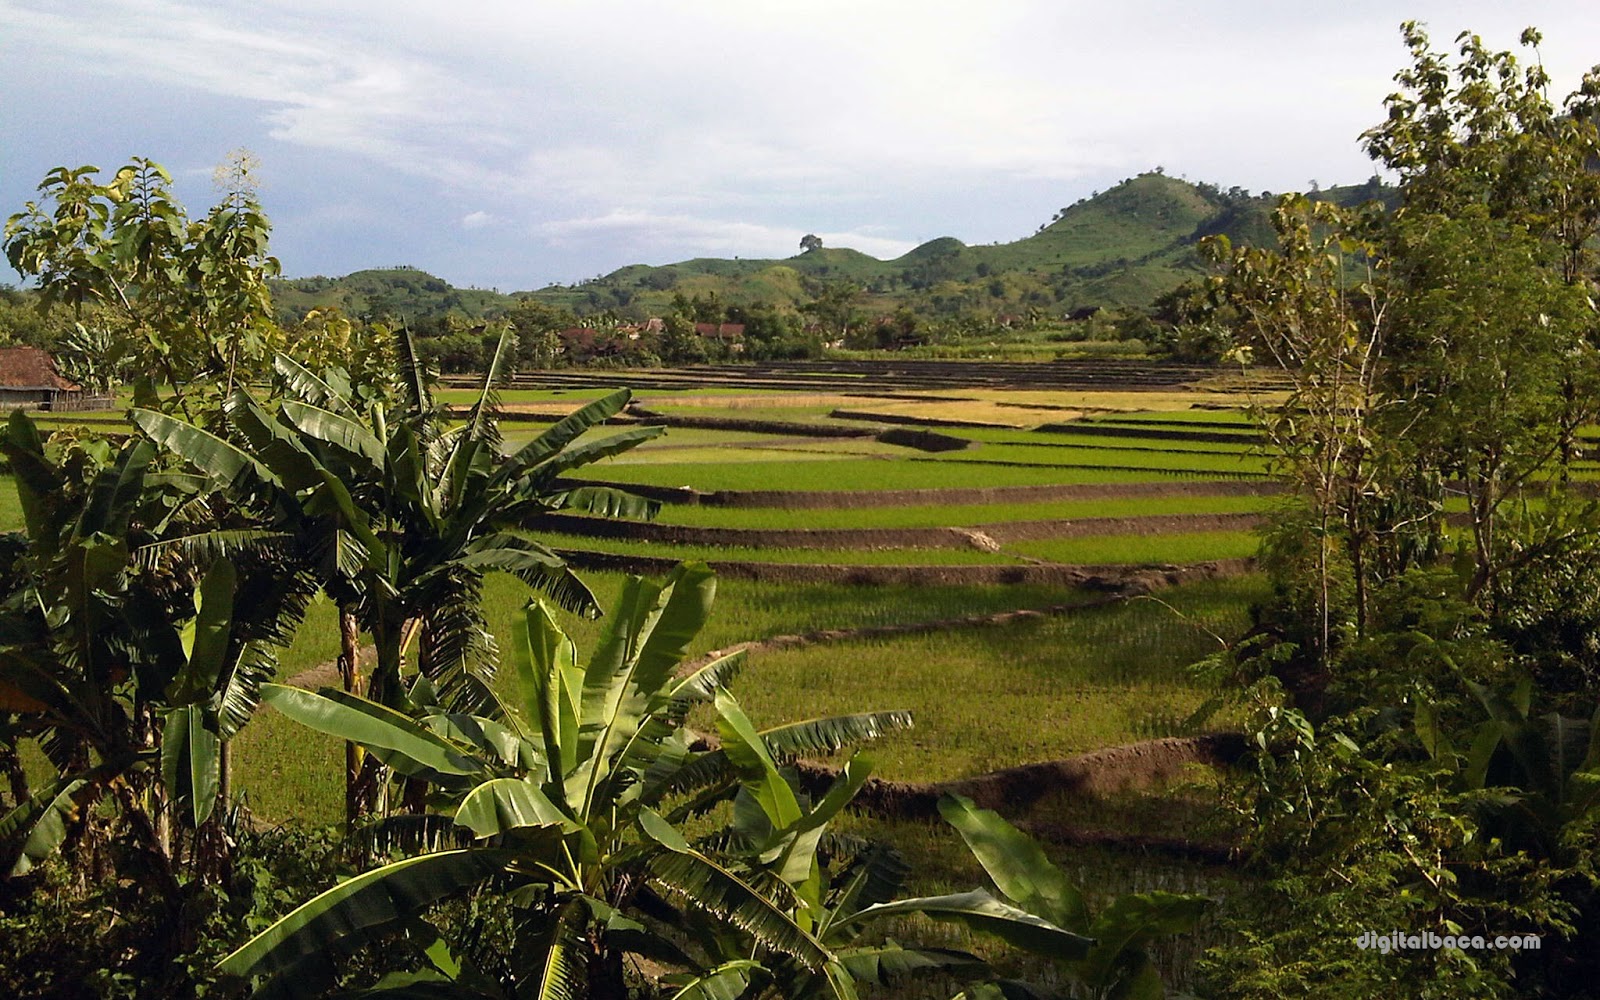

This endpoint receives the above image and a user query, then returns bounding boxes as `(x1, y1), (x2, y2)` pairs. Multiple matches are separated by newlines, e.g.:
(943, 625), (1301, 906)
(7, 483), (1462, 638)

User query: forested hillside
(267, 172), (1391, 326)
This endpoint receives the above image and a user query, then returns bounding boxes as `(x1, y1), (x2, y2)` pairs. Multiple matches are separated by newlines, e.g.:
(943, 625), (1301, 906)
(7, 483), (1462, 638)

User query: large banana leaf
(715, 689), (802, 832)
(548, 486), (660, 522)
(575, 565), (716, 816)
(765, 756), (874, 889)
(937, 793), (1089, 932)
(669, 650), (747, 702)
(167, 559), (237, 704)
(495, 388), (633, 485)
(79, 437), (155, 535)
(218, 848), (518, 985)
(513, 601), (583, 785)
(162, 704), (220, 828)
(217, 641), (279, 739)
(461, 326), (511, 447)
(223, 389), (325, 491)
(280, 400), (387, 467)
(526, 427), (667, 487)
(272, 354), (358, 417)
(820, 842), (910, 931)
(395, 324), (436, 416)
(0, 758), (129, 875)
(640, 808), (834, 972)
(523, 896), (588, 1000)
(663, 959), (764, 1000)
(261, 684), (486, 779)
(843, 891), (1094, 959)
(1075, 891), (1212, 993)
(453, 778), (575, 840)
(663, 710), (913, 800)
(835, 945), (983, 988)
(130, 408), (273, 493)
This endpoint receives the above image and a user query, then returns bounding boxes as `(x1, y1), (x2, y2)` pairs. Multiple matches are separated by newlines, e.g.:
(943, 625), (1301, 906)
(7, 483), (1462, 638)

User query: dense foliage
(1196, 24), (1600, 998)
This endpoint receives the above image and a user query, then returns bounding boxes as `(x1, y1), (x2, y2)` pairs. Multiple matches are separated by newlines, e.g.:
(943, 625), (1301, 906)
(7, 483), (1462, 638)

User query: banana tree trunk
(339, 608), (365, 832)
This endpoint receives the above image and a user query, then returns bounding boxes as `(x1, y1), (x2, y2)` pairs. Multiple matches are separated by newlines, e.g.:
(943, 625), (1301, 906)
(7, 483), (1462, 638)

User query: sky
(4, 1), (1600, 293)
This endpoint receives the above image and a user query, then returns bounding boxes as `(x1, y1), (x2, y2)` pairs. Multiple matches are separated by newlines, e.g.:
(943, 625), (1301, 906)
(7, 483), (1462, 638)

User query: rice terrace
(9, 12), (1600, 1000)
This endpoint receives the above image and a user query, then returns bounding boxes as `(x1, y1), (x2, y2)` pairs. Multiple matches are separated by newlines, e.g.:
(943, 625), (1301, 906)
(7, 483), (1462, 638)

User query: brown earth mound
(540, 511), (1264, 550)
(789, 733), (1250, 821)
(554, 552), (1254, 588)
(627, 406), (875, 438)
(563, 477), (1283, 509)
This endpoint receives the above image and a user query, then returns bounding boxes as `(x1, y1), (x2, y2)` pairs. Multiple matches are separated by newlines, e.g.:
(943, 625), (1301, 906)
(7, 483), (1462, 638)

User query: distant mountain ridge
(270, 172), (1390, 325)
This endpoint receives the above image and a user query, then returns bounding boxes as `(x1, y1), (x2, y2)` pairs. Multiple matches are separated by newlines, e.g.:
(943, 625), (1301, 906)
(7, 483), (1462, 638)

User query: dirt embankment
(626, 406), (874, 438)
(788, 733), (1250, 821)
(563, 477), (1285, 509)
(539, 511), (1265, 550)
(553, 553), (1255, 588)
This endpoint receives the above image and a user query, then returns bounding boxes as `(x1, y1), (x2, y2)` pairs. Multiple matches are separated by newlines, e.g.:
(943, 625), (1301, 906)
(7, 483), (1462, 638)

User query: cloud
(461, 210), (494, 230)
(7, 0), (1600, 286)
(539, 209), (918, 263)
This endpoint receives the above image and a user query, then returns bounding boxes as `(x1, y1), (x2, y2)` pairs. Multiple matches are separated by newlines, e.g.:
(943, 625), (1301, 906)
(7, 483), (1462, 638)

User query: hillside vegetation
(269, 172), (1390, 325)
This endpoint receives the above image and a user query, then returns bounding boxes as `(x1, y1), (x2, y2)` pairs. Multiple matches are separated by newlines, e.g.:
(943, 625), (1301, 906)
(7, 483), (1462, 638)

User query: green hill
(270, 173), (1392, 326)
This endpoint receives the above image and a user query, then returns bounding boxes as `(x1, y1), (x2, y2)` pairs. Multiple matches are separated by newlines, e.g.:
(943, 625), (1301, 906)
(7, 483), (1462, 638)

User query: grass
(1086, 409), (1257, 425)
(232, 571), (1266, 826)
(543, 534), (1023, 565)
(1006, 433), (1264, 455)
(0, 475), (20, 532)
(576, 458), (1192, 492)
(650, 492), (1277, 530)
(235, 572), (1154, 823)
(932, 445), (1270, 475)
(636, 403), (849, 424)
(539, 528), (1258, 569)
(957, 426), (1261, 453)
(593, 443), (908, 466)
(711, 574), (1262, 782)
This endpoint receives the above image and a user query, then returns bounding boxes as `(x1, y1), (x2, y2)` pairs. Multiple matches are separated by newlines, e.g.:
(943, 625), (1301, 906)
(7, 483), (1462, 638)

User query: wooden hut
(0, 347), (88, 411)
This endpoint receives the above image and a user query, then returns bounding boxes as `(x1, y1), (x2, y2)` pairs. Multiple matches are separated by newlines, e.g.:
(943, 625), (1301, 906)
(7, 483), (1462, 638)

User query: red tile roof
(0, 347), (79, 392)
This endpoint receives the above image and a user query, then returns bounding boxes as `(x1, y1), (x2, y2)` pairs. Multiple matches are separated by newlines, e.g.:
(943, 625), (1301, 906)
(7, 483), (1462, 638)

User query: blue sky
(5, 1), (1600, 292)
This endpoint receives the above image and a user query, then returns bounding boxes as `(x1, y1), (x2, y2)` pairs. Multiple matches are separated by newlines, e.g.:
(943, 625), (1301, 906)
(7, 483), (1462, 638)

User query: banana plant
(132, 329), (663, 824)
(658, 699), (1092, 1000)
(0, 411), (294, 880)
(219, 563), (919, 998)
(1416, 674), (1600, 858)
(134, 329), (662, 714)
(933, 794), (1211, 1000)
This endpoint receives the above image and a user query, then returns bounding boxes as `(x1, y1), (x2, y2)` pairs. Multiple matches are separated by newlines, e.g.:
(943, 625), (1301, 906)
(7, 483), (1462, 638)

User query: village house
(0, 346), (95, 411)
(693, 322), (745, 352)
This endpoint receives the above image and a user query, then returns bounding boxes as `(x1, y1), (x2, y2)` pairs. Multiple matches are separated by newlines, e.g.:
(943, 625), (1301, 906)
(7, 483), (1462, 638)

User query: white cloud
(461, 210), (494, 230)
(7, 0), (1600, 284)
(539, 209), (918, 262)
